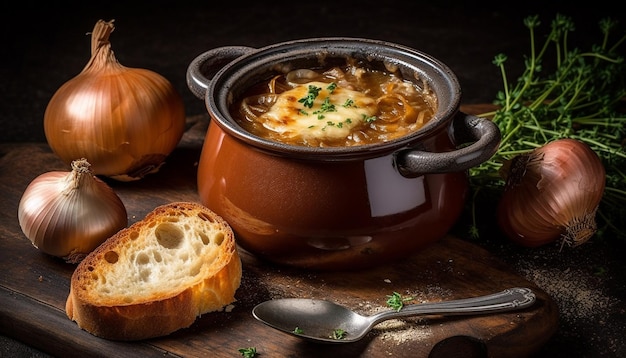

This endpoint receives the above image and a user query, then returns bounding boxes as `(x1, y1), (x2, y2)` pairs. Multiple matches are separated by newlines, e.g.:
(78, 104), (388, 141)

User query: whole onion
(44, 19), (186, 181)
(18, 159), (128, 263)
(497, 138), (606, 248)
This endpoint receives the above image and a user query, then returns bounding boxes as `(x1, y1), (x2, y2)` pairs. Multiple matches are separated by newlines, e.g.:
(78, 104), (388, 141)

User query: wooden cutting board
(0, 107), (558, 358)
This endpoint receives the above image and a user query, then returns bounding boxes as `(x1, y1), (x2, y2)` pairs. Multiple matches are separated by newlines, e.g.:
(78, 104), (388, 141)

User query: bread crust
(65, 202), (242, 341)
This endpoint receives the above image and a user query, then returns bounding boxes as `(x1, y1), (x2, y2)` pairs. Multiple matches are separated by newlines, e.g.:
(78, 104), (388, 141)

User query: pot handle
(186, 46), (255, 99)
(394, 113), (501, 178)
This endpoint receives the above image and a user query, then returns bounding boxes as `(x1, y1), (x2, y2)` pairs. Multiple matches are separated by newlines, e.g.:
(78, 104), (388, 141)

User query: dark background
(2, 1), (620, 143)
(2, 1), (625, 357)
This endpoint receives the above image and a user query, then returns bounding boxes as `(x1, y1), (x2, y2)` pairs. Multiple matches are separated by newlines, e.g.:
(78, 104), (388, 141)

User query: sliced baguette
(65, 201), (242, 341)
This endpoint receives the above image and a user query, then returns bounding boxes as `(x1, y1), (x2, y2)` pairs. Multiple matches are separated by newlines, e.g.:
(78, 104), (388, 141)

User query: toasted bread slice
(65, 201), (242, 341)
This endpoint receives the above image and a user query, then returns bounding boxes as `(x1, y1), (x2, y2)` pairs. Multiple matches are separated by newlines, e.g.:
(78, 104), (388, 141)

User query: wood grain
(0, 107), (558, 358)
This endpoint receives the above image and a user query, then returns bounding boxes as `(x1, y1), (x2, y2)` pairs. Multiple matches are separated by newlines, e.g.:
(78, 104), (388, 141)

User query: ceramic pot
(187, 38), (500, 270)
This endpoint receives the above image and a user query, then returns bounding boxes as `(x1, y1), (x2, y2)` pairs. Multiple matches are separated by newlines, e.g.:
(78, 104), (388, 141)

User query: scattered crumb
(380, 320), (431, 344)
(517, 263), (617, 323)
(366, 302), (433, 346)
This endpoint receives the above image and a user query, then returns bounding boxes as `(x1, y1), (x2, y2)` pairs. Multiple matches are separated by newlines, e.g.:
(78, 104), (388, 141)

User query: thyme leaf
(386, 292), (413, 311)
(331, 328), (347, 340)
(238, 347), (257, 358)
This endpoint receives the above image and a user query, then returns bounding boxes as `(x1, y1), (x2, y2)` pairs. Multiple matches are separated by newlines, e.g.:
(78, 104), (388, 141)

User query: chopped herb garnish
(331, 328), (347, 340)
(386, 292), (413, 312)
(238, 347), (258, 358)
(293, 327), (304, 334)
(319, 97), (336, 112)
(321, 119), (351, 131)
(298, 85), (322, 108)
(362, 114), (377, 123)
(313, 97), (337, 119)
(296, 83), (366, 128)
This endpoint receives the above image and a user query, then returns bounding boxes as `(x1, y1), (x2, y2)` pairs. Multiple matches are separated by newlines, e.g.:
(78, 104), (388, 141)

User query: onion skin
(44, 20), (185, 181)
(497, 138), (606, 248)
(17, 159), (128, 263)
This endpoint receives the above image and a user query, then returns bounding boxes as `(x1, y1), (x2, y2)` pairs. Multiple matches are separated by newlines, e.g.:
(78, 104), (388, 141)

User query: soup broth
(231, 62), (437, 147)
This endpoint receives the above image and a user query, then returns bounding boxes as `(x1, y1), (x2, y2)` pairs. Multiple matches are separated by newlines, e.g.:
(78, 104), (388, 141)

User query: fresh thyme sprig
(468, 14), (626, 241)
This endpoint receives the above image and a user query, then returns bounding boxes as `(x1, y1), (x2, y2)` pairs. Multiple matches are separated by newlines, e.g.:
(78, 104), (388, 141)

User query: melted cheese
(259, 81), (377, 142)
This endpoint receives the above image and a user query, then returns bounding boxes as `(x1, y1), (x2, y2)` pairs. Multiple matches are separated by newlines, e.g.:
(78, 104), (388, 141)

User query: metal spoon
(252, 287), (535, 344)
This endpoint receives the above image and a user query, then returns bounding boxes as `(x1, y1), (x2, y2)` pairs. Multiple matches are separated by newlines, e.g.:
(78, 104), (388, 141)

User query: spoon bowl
(252, 287), (535, 344)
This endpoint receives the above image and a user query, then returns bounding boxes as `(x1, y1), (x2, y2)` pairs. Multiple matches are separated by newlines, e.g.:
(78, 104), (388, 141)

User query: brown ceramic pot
(187, 38), (500, 270)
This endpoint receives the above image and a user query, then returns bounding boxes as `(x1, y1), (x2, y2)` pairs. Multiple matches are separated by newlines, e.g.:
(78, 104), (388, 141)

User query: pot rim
(206, 37), (462, 160)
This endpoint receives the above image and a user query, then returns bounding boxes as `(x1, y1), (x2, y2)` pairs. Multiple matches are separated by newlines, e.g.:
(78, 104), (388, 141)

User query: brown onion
(17, 159), (128, 263)
(497, 138), (606, 248)
(44, 19), (186, 181)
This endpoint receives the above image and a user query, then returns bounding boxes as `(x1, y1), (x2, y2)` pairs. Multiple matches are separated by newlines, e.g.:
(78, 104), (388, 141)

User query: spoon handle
(372, 287), (535, 323)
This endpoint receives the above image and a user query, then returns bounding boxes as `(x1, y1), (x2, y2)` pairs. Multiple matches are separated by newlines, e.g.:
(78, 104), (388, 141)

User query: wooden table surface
(0, 108), (558, 358)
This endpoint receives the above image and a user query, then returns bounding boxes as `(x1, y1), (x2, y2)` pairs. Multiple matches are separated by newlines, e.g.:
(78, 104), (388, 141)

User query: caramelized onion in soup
(231, 63), (437, 147)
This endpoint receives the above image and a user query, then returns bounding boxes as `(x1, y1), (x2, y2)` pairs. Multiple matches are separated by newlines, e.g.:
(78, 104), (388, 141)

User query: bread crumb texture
(66, 202), (242, 340)
(92, 213), (221, 299)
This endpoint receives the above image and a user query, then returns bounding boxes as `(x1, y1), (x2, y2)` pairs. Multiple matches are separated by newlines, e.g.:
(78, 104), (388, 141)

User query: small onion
(44, 19), (186, 181)
(18, 159), (128, 263)
(497, 138), (606, 248)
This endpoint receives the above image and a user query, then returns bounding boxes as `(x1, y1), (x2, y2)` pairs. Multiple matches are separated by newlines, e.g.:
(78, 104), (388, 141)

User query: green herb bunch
(468, 14), (626, 241)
